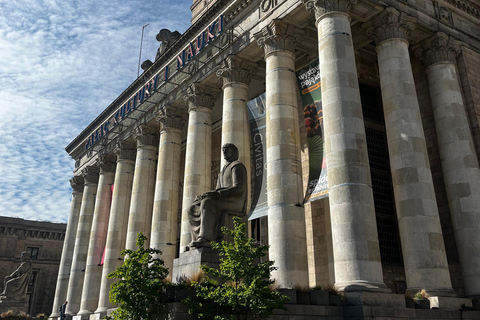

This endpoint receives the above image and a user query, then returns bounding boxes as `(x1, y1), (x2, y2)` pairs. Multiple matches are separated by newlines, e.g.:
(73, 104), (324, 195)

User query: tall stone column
(421, 33), (480, 296)
(150, 105), (187, 272)
(65, 166), (99, 315)
(216, 56), (257, 170)
(371, 8), (453, 295)
(50, 176), (84, 318)
(303, 0), (388, 292)
(125, 126), (159, 250)
(255, 20), (308, 288)
(78, 155), (116, 317)
(179, 83), (219, 251)
(96, 141), (136, 314)
(216, 56), (257, 221)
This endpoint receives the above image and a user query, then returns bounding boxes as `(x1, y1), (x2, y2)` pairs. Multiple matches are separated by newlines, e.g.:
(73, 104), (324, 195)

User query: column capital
(81, 166), (99, 185)
(155, 105), (188, 131)
(254, 20), (304, 57)
(216, 55), (258, 87)
(183, 83), (220, 111)
(114, 140), (136, 161)
(70, 176), (85, 193)
(416, 32), (461, 68)
(302, 0), (357, 21)
(367, 7), (416, 44)
(96, 154), (116, 173)
(133, 125), (159, 148)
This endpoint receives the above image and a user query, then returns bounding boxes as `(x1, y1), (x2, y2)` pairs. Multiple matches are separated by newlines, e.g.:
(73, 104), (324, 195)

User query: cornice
(0, 226), (65, 241)
(443, 0), (480, 19)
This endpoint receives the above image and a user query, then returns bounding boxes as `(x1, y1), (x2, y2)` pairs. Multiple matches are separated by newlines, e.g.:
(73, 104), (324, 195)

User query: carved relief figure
(0, 252), (33, 301)
(188, 143), (247, 248)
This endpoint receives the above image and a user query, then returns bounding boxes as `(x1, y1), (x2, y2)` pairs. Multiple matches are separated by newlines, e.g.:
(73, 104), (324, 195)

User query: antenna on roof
(137, 24), (149, 77)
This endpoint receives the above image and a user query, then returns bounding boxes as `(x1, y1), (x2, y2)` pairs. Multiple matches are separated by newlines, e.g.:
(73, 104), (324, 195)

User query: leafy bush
(108, 233), (169, 320)
(185, 217), (288, 320)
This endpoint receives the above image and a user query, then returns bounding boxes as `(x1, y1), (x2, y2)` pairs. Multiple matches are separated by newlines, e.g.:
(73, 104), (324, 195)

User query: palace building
(50, 0), (480, 318)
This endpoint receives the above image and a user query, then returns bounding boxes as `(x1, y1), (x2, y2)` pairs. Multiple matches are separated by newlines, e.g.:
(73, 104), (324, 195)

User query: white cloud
(0, 0), (191, 223)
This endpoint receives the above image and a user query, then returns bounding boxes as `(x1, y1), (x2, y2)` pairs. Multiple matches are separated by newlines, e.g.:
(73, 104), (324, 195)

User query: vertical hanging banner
(247, 93), (268, 220)
(296, 59), (328, 202)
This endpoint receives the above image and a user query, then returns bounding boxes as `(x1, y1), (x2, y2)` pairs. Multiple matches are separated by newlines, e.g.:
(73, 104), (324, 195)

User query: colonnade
(51, 2), (480, 318)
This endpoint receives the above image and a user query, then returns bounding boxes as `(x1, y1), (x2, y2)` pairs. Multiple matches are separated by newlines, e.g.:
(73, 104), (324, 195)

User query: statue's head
(20, 251), (30, 261)
(222, 143), (239, 162)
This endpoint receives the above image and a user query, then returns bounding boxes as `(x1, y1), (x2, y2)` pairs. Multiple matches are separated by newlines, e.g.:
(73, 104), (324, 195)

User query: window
(26, 247), (39, 260)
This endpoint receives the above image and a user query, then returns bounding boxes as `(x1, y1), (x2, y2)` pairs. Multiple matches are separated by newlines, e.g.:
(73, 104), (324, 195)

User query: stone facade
(0, 217), (66, 316)
(51, 0), (480, 319)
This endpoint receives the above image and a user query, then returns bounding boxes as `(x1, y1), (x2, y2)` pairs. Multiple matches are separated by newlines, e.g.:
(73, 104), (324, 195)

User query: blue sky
(0, 0), (192, 223)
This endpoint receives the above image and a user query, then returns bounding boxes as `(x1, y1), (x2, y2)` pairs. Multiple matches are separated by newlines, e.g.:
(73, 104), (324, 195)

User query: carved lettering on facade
(260, 0), (278, 13)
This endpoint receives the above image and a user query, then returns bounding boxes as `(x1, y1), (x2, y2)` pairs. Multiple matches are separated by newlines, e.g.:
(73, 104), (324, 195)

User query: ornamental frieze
(0, 227), (65, 240)
(444, 0), (480, 19)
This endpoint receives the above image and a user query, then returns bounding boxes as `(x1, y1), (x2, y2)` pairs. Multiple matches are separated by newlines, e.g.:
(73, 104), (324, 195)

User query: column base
(93, 307), (109, 315)
(76, 310), (93, 319)
(89, 311), (106, 320)
(73, 313), (91, 320)
(49, 316), (72, 320)
(406, 287), (457, 297)
(344, 292), (406, 307)
(106, 307), (118, 317)
(336, 280), (391, 293)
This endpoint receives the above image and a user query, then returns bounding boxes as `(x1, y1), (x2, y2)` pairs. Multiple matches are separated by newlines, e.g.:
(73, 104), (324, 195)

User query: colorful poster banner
(247, 93), (268, 220)
(296, 59), (328, 202)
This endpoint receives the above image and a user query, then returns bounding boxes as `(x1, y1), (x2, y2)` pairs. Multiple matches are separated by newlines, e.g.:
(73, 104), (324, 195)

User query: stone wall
(0, 217), (66, 316)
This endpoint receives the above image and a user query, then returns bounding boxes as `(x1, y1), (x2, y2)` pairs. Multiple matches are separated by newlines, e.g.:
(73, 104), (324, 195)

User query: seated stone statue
(188, 143), (247, 248)
(0, 252), (33, 301)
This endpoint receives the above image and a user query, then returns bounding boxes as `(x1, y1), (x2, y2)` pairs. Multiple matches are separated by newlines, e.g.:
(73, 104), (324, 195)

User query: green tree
(108, 233), (169, 320)
(187, 217), (288, 320)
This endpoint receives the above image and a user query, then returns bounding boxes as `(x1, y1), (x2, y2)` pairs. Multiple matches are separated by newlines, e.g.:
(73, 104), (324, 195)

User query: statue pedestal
(0, 299), (29, 315)
(172, 247), (220, 283)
